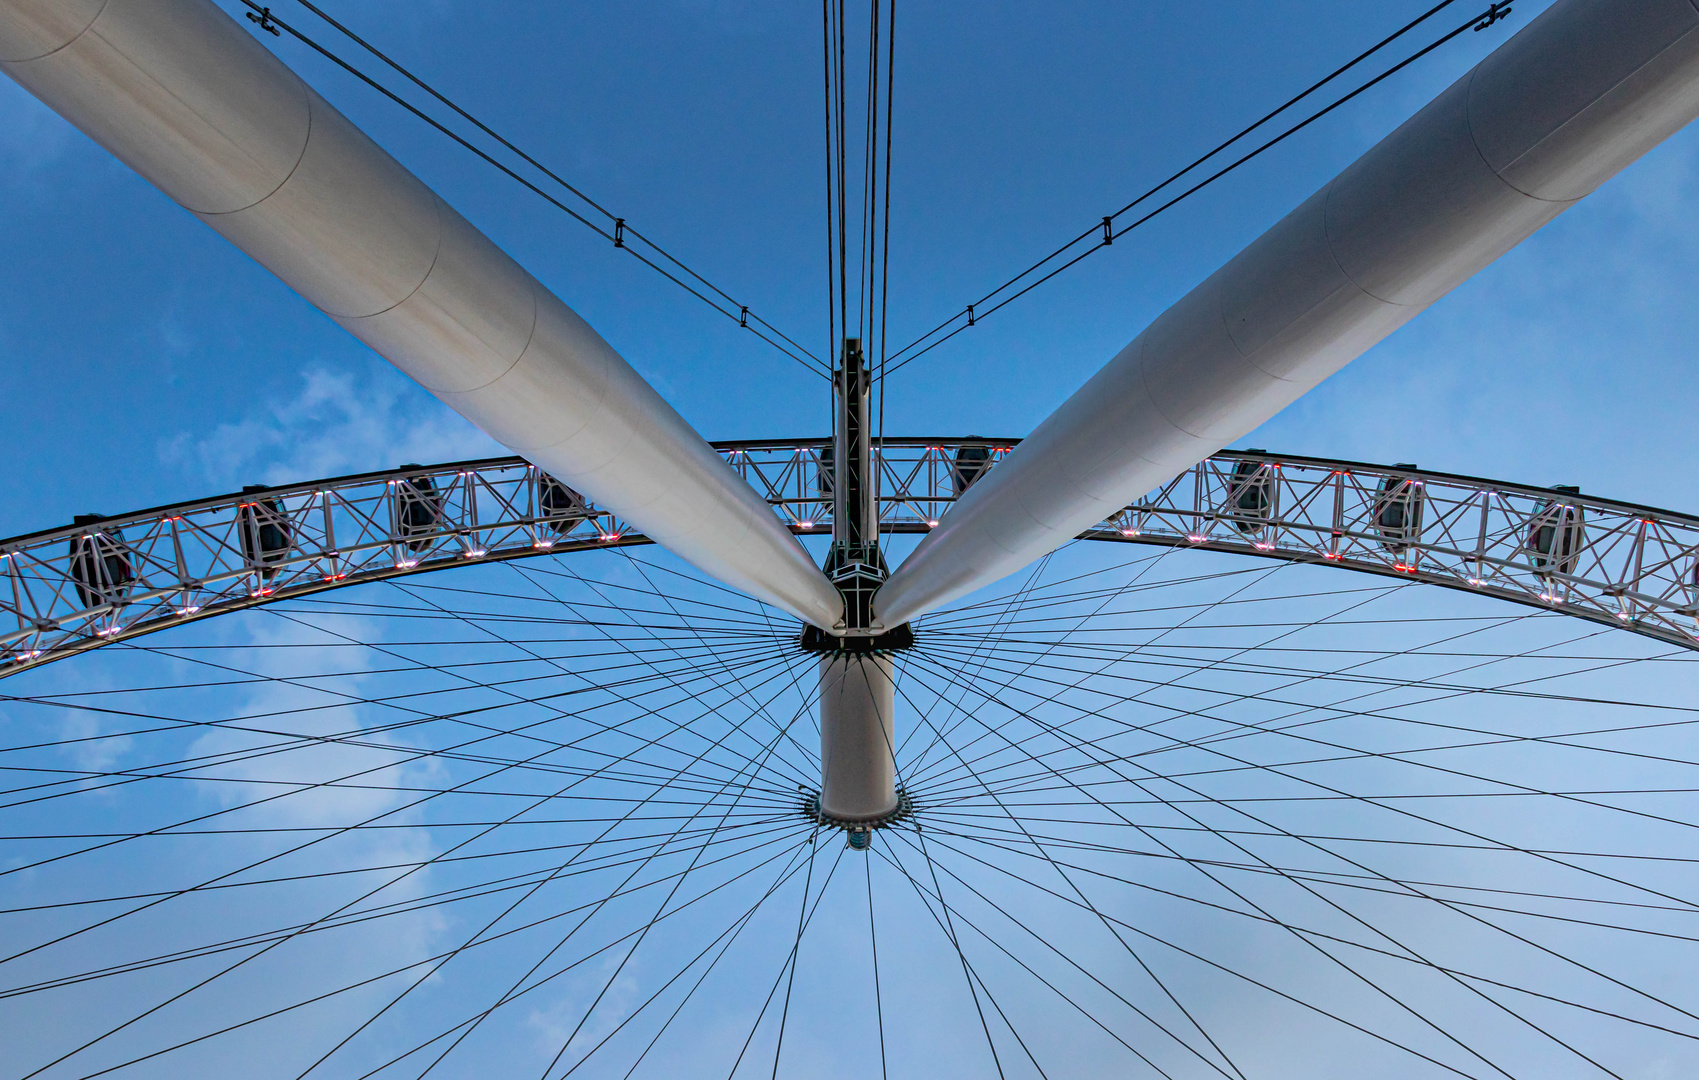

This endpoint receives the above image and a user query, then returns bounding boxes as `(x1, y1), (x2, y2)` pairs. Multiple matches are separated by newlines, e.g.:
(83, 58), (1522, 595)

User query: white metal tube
(876, 0), (1699, 629)
(817, 654), (897, 821)
(0, 0), (844, 629)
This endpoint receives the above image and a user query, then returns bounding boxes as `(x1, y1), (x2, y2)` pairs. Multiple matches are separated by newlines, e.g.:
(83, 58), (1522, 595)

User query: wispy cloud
(160, 365), (504, 488)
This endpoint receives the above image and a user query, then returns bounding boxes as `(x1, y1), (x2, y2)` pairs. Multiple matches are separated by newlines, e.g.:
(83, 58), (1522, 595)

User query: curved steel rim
(4, 438), (1696, 676)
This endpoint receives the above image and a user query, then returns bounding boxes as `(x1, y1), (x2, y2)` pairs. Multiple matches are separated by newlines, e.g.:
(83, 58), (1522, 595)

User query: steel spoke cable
(895, 829), (1554, 1080)
(919, 821), (1699, 951)
(337, 839), (815, 1080)
(903, 655), (1685, 971)
(410, 562), (801, 632)
(241, 0), (827, 378)
(33, 677), (818, 1075)
(920, 574), (1398, 636)
(2, 816), (804, 1002)
(609, 551), (825, 782)
(0, 813), (798, 955)
(609, 841), (818, 1080)
(894, 551), (1060, 777)
(875, 0), (896, 451)
(898, 644), (1699, 920)
(905, 614), (1666, 801)
(899, 822), (1154, 1080)
(508, 561), (823, 786)
(0, 635), (807, 988)
(867, 852), (889, 1080)
(1, 629), (787, 765)
(914, 812), (1699, 931)
(766, 826), (820, 1080)
(547, 839), (831, 1080)
(902, 655), (1578, 1079)
(258, 582), (792, 634)
(910, 545), (1182, 624)
(720, 836), (849, 1080)
(1127, 632), (1691, 759)
(307, 673), (818, 1080)
(424, 677), (824, 1080)
(0, 634), (781, 714)
(891, 667), (1254, 1080)
(929, 630), (1699, 731)
(264, 592), (809, 793)
(893, 654), (1699, 1036)
(0, 637), (803, 831)
(902, 544), (1192, 787)
(912, 636), (1699, 843)
(915, 557), (1270, 630)
(889, 671), (1250, 1079)
(390, 572), (817, 792)
(904, 557), (1296, 793)
(0, 806), (804, 845)
(57, 824), (818, 1080)
(21, 735), (792, 1077)
(856, 0), (878, 342)
(873, 0), (1477, 372)
(906, 819), (1010, 1079)
(920, 824), (1699, 1050)
(878, 832), (1231, 1080)
(837, 0), (849, 354)
(821, 0), (838, 372)
(922, 824), (1693, 1063)
(101, 610), (791, 772)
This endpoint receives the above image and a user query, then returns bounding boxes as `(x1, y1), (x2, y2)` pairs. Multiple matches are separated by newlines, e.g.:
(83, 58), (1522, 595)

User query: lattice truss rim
(5, 438), (1697, 674)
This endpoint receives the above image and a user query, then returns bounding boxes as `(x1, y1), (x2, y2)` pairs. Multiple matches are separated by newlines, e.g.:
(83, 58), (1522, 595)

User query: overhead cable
(878, 0), (1518, 381)
(240, 0), (829, 379)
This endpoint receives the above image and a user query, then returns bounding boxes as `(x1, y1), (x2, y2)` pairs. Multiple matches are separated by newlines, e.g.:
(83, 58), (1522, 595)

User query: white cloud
(159, 366), (504, 488)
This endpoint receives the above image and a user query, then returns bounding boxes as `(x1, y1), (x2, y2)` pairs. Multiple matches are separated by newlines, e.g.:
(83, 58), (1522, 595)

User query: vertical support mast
(814, 337), (901, 826)
(826, 337), (886, 632)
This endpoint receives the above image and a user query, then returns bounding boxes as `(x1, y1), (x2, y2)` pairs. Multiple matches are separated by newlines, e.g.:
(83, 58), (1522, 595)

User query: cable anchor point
(1474, 2), (1512, 31)
(246, 6), (281, 35)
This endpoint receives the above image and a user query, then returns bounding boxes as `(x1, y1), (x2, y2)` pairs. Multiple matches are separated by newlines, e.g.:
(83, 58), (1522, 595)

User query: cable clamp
(966, 303), (975, 327)
(1103, 216), (1114, 245)
(613, 218), (625, 248)
(246, 6), (281, 35)
(1473, 1), (1512, 30)
(740, 306), (749, 328)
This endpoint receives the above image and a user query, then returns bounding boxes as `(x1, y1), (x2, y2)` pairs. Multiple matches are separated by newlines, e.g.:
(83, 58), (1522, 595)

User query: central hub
(807, 336), (906, 826)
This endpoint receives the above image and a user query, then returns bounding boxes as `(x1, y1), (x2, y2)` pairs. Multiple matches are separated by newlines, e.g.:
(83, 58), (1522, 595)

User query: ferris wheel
(6, 0), (1699, 1078)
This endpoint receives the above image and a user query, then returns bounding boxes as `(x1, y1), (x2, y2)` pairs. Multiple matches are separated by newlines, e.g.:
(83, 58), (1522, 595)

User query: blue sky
(8, 2), (1699, 1077)
(11, 0), (1694, 531)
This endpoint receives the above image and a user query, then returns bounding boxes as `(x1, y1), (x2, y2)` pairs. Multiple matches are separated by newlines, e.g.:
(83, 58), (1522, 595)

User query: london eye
(5, 1), (1699, 1077)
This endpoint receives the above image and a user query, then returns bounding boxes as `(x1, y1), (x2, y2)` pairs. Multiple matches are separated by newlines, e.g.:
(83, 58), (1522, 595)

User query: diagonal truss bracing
(6, 441), (1699, 676)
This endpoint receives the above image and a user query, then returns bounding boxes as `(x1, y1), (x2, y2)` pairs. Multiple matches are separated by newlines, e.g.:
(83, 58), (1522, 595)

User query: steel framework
(7, 440), (1699, 674)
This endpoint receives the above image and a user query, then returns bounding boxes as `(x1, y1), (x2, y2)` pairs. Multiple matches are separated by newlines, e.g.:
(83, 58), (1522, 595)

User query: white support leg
(817, 654), (897, 821)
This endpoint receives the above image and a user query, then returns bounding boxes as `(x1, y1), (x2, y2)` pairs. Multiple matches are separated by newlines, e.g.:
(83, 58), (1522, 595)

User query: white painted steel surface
(817, 654), (898, 821)
(0, 0), (842, 629)
(876, 0), (1699, 628)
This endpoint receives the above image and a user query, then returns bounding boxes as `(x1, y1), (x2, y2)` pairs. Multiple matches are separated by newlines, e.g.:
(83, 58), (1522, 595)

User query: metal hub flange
(798, 622), (915, 654)
(799, 787), (914, 849)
